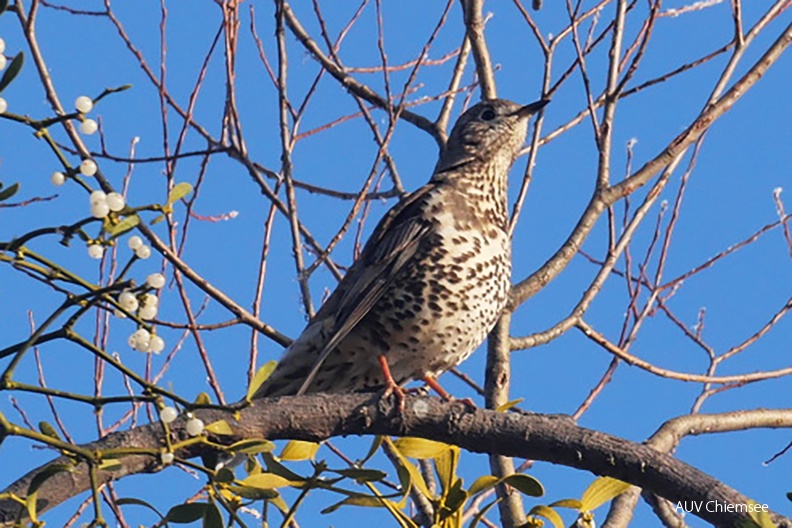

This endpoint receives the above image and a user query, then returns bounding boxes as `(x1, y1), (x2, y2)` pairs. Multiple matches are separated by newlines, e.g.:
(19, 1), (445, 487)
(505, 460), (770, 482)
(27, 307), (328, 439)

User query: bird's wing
(296, 183), (437, 395)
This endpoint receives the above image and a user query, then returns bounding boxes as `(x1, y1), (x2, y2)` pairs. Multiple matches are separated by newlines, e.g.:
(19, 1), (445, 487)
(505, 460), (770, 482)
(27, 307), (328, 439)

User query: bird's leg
(377, 354), (406, 413)
(422, 375), (476, 410)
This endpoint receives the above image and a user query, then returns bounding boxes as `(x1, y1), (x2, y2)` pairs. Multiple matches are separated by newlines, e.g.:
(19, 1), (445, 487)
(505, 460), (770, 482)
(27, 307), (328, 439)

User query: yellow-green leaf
(194, 392), (211, 405)
(469, 475), (500, 496)
(239, 472), (295, 490)
(203, 502), (223, 528)
(434, 445), (460, 496)
(748, 501), (776, 528)
(98, 459), (124, 472)
(529, 504), (565, 528)
(495, 398), (524, 412)
(228, 438), (276, 455)
(261, 452), (305, 482)
(246, 360), (277, 401)
(279, 439), (320, 461)
(394, 437), (451, 459)
(580, 477), (631, 511)
(468, 498), (500, 528)
(107, 214), (140, 238)
(204, 420), (234, 436)
(549, 498), (583, 510)
(386, 438), (433, 499)
(167, 182), (193, 205)
(227, 484), (280, 501)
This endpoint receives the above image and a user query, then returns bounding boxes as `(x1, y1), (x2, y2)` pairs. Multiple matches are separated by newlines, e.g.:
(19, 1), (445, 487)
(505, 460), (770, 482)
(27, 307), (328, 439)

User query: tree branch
(2, 395), (790, 527)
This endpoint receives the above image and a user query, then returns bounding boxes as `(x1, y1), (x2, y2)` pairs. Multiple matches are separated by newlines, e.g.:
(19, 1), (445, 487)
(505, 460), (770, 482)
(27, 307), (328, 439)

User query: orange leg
(378, 354), (406, 413)
(422, 375), (476, 410)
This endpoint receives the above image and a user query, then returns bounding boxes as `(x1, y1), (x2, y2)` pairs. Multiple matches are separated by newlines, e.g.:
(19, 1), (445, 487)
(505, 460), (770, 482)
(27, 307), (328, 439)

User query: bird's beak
(514, 98), (550, 118)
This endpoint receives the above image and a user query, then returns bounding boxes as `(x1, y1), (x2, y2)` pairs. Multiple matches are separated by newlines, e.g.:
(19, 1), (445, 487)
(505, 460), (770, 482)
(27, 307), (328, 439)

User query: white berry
(113, 309), (127, 319)
(128, 328), (151, 351)
(0, 38), (5, 54)
(91, 202), (110, 219)
(142, 293), (159, 307)
(0, 55), (6, 71)
(87, 244), (104, 259)
(118, 290), (139, 311)
(106, 192), (125, 211)
(89, 190), (107, 205)
(148, 334), (165, 353)
(80, 118), (98, 135)
(160, 452), (175, 465)
(80, 159), (97, 176)
(75, 96), (93, 114)
(128, 235), (143, 250)
(0, 97), (7, 114)
(146, 273), (166, 289)
(139, 305), (158, 320)
(135, 245), (151, 259)
(51, 171), (66, 186)
(160, 406), (178, 424)
(185, 417), (204, 436)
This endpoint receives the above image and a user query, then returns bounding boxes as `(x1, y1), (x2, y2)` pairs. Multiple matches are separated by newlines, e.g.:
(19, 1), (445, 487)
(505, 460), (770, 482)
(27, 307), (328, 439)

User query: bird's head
(435, 98), (549, 174)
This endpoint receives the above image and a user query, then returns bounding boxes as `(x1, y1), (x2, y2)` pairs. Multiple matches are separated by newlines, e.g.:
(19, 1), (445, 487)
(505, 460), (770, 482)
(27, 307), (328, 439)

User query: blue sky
(1, 1), (791, 527)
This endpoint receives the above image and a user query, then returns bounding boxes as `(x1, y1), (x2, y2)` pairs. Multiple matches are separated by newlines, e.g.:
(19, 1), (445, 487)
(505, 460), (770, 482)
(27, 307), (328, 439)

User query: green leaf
(333, 468), (387, 483)
(386, 438), (433, 499)
(150, 213), (166, 225)
(261, 452), (305, 482)
(165, 502), (207, 523)
(359, 436), (384, 466)
(279, 439), (320, 461)
(107, 214), (140, 238)
(528, 504), (565, 528)
(394, 437), (451, 459)
(115, 497), (164, 519)
(246, 360), (277, 401)
(204, 420), (234, 436)
(228, 438), (276, 455)
(0, 182), (20, 202)
(202, 502), (223, 528)
(0, 0), (9, 15)
(748, 501), (777, 528)
(502, 473), (544, 497)
(214, 467), (235, 483)
(38, 421), (61, 441)
(167, 182), (193, 205)
(0, 52), (23, 93)
(580, 477), (631, 511)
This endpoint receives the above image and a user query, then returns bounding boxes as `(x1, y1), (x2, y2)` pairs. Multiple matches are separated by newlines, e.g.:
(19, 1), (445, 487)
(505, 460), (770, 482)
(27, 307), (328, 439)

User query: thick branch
(2, 395), (790, 527)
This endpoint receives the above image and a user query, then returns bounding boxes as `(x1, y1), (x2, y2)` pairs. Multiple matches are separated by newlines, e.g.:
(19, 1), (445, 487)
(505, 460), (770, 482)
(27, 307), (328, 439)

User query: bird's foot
(378, 354), (407, 414)
(423, 376), (476, 411)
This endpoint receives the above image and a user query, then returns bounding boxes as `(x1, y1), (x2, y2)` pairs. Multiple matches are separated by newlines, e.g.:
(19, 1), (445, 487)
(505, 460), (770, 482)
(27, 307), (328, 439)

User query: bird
(252, 98), (548, 403)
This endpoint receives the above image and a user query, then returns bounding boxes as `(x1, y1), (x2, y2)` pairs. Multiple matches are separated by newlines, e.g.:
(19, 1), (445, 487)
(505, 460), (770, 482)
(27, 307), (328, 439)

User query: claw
(423, 375), (476, 410)
(378, 355), (407, 414)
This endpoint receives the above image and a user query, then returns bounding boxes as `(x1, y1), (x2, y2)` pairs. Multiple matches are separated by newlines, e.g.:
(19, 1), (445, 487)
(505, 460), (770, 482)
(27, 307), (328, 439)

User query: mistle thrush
(252, 98), (548, 400)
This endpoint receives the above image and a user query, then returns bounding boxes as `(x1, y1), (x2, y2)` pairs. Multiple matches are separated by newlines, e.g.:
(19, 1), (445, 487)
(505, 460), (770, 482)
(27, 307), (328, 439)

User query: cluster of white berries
(128, 235), (152, 259)
(0, 38), (8, 114)
(75, 95), (98, 135)
(89, 189), (126, 218)
(158, 406), (205, 464)
(117, 269), (167, 353)
(160, 406), (204, 436)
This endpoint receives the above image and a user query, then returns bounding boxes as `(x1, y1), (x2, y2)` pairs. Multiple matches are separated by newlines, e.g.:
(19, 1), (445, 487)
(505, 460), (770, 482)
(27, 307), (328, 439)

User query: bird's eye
(480, 108), (497, 121)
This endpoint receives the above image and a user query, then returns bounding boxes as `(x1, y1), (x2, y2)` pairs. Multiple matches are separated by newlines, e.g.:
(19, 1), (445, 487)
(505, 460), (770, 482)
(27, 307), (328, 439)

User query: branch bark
(2, 395), (790, 527)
